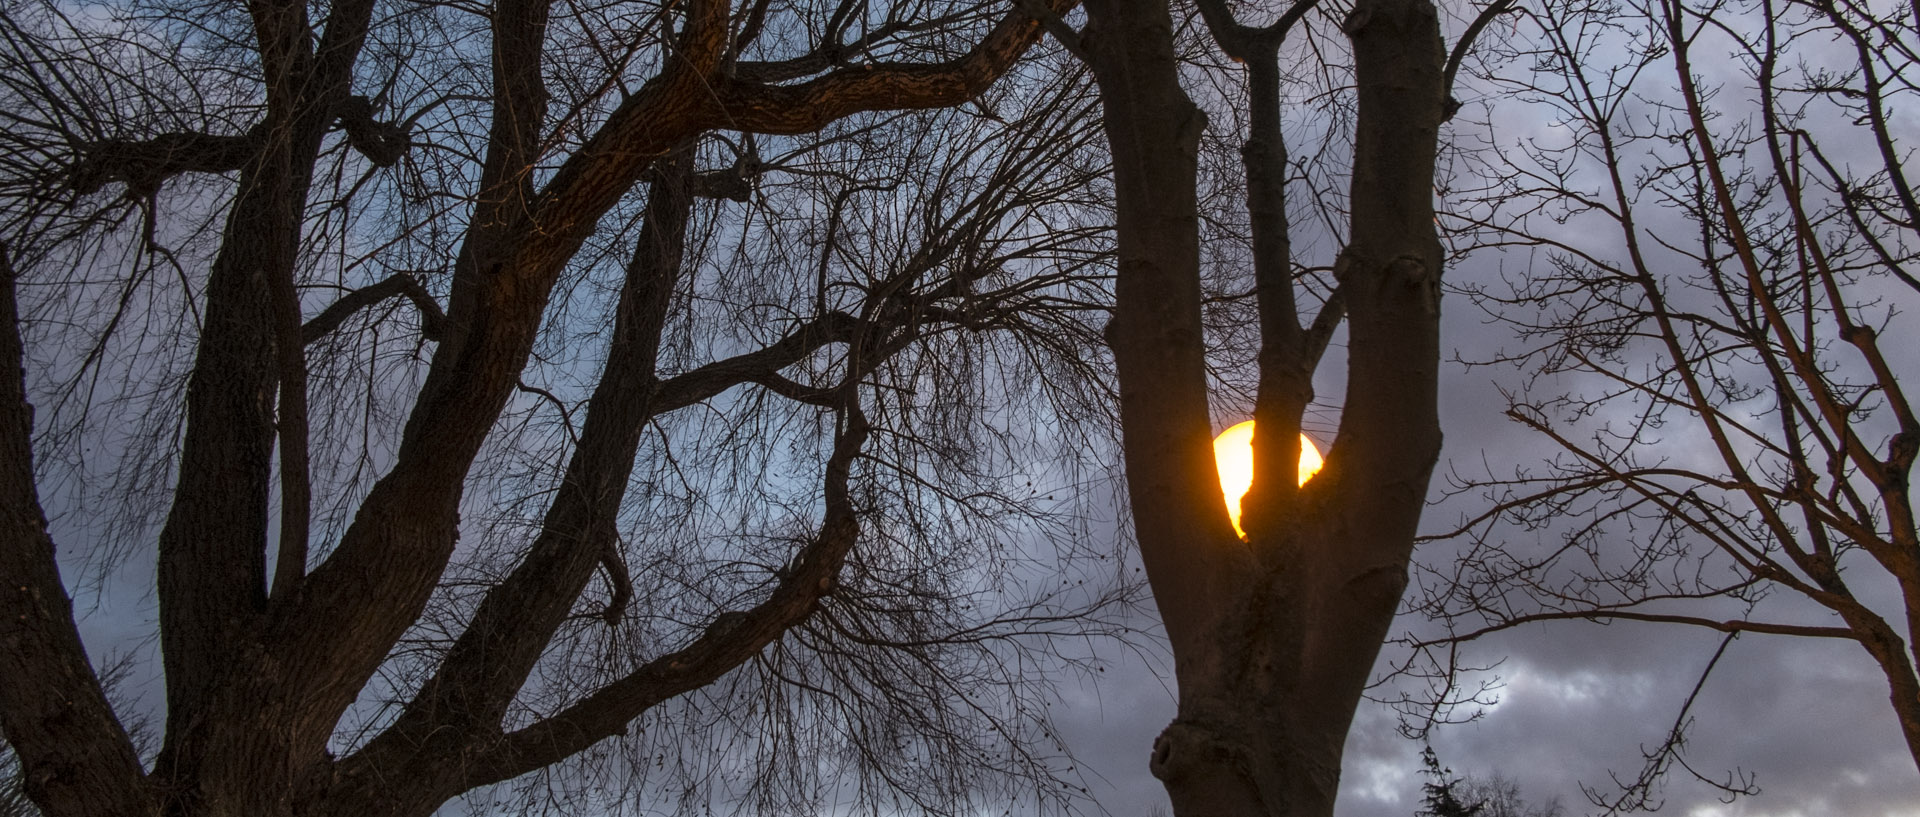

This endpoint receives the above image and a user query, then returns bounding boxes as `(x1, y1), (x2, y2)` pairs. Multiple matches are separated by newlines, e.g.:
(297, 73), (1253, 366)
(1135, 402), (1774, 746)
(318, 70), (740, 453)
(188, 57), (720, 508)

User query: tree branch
(1442, 0), (1517, 120)
(300, 273), (448, 345)
(651, 312), (861, 413)
(0, 245), (156, 817)
(1421, 609), (1857, 646)
(325, 147), (698, 814)
(706, 0), (1075, 136)
(68, 129), (261, 196)
(1192, 0), (1319, 58)
(1302, 282), (1346, 366)
(1582, 634), (1759, 813)
(1015, 0), (1087, 62)
(333, 95), (409, 167)
(468, 404), (871, 786)
(275, 0), (1067, 776)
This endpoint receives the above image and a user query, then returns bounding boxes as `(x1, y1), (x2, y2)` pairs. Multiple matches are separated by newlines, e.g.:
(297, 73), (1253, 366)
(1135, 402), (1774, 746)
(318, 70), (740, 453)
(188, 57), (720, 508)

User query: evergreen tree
(1417, 745), (1485, 817)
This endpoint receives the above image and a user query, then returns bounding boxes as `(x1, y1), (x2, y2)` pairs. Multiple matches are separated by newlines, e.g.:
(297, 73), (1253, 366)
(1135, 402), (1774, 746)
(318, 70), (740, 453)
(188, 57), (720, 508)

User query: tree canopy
(0, 0), (1136, 812)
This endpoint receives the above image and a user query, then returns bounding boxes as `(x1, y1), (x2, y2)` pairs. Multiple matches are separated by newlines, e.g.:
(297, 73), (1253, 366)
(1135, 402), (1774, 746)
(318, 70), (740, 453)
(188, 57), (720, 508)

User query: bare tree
(0, 0), (1141, 812)
(1406, 0), (1920, 800)
(1057, 0), (1510, 812)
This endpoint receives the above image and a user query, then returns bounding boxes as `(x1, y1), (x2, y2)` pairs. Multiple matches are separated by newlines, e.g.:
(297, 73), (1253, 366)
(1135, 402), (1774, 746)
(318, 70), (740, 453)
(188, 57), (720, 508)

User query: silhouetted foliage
(1456, 772), (1564, 817)
(1417, 745), (1484, 817)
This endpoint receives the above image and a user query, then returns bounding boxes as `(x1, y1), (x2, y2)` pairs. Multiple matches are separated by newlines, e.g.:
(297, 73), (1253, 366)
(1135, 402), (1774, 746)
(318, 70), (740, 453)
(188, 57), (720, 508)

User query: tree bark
(149, 0), (384, 808)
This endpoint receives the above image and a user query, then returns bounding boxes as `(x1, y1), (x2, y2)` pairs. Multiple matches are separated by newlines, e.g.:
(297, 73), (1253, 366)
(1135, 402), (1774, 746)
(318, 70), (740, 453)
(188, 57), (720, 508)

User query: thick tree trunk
(1085, 0), (1446, 812)
(149, 0), (383, 809)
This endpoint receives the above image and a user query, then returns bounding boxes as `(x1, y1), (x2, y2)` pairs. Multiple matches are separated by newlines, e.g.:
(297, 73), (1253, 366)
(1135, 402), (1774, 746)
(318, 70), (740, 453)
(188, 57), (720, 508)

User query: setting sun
(1212, 421), (1323, 538)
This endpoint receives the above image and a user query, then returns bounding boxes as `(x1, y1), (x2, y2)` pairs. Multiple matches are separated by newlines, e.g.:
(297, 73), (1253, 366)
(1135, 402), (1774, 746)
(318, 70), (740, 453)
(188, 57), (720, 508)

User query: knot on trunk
(1149, 718), (1244, 783)
(336, 96), (410, 168)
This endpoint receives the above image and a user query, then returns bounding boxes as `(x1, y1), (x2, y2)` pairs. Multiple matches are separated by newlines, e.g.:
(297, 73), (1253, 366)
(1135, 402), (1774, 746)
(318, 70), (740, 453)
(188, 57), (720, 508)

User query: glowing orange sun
(1211, 420), (1324, 539)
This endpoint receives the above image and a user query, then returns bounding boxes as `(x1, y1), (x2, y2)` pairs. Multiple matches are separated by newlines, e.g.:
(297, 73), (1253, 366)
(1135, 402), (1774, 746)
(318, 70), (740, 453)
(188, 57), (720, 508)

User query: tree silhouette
(1404, 0), (1920, 802)
(1074, 0), (1509, 811)
(0, 0), (1130, 812)
(1416, 745), (1484, 817)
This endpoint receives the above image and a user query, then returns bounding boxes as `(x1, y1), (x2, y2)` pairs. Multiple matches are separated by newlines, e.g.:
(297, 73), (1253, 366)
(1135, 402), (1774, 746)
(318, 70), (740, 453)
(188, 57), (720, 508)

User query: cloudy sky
(1048, 569), (1920, 817)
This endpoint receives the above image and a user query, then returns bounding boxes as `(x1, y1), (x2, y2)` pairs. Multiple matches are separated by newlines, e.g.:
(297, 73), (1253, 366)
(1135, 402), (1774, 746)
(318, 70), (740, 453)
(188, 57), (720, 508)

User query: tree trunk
(1084, 0), (1447, 811)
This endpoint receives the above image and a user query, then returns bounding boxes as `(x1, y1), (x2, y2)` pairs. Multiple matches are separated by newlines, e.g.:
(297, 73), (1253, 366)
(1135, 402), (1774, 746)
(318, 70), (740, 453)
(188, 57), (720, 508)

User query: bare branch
(68, 129), (261, 196)
(469, 404), (872, 785)
(300, 273), (447, 345)
(1442, 0), (1518, 120)
(1420, 609), (1857, 647)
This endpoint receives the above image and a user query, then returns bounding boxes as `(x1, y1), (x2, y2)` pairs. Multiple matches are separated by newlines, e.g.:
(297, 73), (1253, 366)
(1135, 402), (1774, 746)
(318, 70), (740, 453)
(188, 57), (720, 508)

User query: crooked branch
(301, 273), (447, 345)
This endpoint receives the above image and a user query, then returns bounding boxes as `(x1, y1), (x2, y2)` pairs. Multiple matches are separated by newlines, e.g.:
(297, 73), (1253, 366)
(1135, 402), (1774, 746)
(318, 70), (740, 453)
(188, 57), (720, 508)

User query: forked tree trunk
(1083, 0), (1447, 812)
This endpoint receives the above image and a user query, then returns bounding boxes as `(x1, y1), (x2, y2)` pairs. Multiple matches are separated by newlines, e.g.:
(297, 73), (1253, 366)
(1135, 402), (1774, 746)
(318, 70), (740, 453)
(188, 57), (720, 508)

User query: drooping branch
(64, 100), (407, 199)
(651, 312), (861, 412)
(325, 146), (699, 815)
(6, 0), (1118, 807)
(466, 403), (872, 787)
(108, 0), (1087, 805)
(1582, 634), (1760, 812)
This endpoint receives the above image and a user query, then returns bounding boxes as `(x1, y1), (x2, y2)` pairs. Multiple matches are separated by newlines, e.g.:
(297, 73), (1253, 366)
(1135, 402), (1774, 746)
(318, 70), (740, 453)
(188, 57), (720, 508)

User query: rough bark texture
(148, 0), (381, 807)
(1084, 0), (1446, 812)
